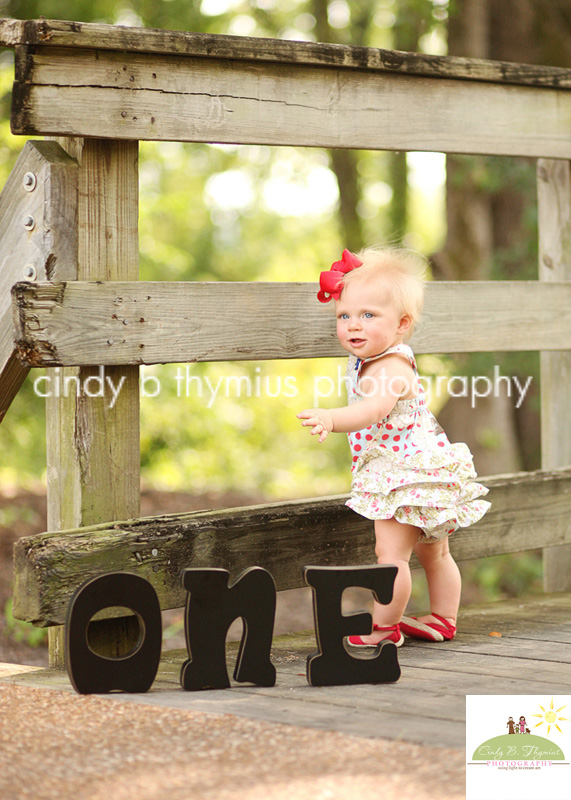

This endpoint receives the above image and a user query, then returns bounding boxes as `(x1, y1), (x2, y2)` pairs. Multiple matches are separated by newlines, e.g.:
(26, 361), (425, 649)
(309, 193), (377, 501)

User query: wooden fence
(0, 19), (569, 667)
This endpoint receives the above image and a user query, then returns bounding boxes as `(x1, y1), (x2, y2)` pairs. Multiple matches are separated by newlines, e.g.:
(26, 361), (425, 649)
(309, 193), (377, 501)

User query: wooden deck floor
(1, 592), (570, 751)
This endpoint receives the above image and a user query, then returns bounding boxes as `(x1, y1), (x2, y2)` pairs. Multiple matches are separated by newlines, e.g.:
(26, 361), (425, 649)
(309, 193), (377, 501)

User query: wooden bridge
(0, 19), (569, 741)
(2, 592), (569, 749)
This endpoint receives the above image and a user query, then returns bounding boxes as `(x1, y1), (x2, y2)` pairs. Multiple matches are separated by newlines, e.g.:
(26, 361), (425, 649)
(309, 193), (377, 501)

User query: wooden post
(0, 140), (77, 422)
(47, 138), (140, 667)
(537, 158), (571, 592)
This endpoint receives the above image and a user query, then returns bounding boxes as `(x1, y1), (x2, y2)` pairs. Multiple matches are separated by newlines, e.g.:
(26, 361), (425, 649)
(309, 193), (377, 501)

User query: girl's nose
(348, 317), (361, 330)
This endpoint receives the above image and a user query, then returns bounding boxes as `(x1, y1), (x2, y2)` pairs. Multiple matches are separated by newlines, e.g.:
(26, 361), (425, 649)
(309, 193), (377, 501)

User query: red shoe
(347, 623), (404, 648)
(400, 613), (456, 642)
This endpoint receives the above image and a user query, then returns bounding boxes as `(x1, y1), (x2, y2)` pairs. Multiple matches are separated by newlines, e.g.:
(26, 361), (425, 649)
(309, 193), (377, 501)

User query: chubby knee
(375, 539), (390, 562)
(374, 518), (419, 563)
(375, 542), (412, 565)
(414, 537), (451, 568)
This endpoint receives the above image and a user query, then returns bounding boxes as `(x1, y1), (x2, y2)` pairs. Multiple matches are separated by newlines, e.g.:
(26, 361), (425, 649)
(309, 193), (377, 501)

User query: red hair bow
(317, 249), (363, 303)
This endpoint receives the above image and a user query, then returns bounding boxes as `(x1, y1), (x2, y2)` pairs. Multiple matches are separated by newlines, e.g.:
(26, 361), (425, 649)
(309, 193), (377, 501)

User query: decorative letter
(180, 567), (276, 691)
(65, 572), (162, 694)
(304, 564), (401, 687)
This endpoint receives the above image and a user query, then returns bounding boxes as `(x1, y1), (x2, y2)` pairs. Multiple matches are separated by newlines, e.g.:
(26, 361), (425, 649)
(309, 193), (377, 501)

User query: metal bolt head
(23, 172), (37, 191)
(23, 215), (35, 230)
(23, 264), (37, 280)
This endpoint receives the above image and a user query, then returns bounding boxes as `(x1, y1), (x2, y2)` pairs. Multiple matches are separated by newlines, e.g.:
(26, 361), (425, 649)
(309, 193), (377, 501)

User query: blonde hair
(339, 247), (428, 339)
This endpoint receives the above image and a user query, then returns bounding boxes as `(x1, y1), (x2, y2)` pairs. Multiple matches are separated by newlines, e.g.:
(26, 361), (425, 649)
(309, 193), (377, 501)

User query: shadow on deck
(1, 593), (569, 751)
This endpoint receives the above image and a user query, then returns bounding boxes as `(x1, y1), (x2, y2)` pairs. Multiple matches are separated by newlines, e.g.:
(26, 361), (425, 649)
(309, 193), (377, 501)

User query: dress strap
(361, 343), (418, 373)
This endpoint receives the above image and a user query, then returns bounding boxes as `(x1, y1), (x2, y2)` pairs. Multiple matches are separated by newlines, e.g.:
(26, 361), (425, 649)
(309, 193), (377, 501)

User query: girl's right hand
(297, 408), (334, 443)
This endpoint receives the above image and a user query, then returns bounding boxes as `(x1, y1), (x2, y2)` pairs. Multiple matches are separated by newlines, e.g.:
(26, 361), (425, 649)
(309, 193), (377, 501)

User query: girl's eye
(363, 312), (373, 318)
(339, 313), (349, 320)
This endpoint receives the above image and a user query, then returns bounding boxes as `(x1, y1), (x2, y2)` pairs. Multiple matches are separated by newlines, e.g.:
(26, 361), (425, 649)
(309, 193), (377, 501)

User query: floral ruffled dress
(345, 343), (490, 541)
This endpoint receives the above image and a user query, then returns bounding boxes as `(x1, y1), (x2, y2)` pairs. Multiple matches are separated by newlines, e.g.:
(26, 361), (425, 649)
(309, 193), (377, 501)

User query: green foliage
(462, 552), (544, 603)
(0, 502), (40, 527)
(4, 598), (48, 646)
(410, 551), (543, 614)
(0, 52), (21, 182)
(0, 372), (46, 487)
(140, 357), (357, 496)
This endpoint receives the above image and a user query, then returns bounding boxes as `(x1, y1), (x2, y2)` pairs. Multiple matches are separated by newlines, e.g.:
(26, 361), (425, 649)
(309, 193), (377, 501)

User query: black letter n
(180, 567), (276, 691)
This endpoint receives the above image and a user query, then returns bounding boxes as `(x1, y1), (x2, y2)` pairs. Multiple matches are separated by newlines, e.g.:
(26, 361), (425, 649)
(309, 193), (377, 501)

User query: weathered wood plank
(397, 644), (570, 685)
(413, 631), (571, 663)
(460, 616), (571, 644)
(267, 646), (571, 692)
(10, 279), (571, 367)
(9, 45), (571, 157)
(110, 610), (571, 748)
(0, 140), (77, 423)
(44, 138), (140, 667)
(270, 653), (571, 693)
(2, 18), (571, 90)
(12, 467), (571, 627)
(538, 159), (571, 593)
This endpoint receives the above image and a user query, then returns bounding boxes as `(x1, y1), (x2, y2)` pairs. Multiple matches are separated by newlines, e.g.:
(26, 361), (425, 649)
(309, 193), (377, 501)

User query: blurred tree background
(0, 0), (450, 498)
(2, 0), (569, 608)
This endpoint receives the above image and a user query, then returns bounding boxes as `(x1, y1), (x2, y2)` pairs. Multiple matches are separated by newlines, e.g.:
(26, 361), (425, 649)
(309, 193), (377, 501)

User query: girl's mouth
(349, 338), (366, 346)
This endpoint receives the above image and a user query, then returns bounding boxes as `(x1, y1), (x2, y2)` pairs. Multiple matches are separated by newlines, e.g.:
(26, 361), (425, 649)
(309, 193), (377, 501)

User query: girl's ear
(397, 315), (412, 334)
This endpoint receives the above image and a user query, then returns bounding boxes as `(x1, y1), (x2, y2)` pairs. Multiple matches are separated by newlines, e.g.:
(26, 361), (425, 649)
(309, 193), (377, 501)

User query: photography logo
(466, 695), (570, 800)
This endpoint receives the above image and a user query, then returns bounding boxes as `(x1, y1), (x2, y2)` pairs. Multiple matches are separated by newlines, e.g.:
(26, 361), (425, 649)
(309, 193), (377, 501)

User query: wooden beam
(44, 138), (140, 667)
(0, 140), (77, 423)
(538, 159), (571, 592)
(10, 279), (571, 366)
(7, 45), (571, 157)
(1, 18), (571, 89)
(12, 467), (571, 627)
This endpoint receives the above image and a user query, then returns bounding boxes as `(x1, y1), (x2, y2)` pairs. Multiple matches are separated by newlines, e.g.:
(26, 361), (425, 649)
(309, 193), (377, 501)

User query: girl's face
(335, 281), (410, 359)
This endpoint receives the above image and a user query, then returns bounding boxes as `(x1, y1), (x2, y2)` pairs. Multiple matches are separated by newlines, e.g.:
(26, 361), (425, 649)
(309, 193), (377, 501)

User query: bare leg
(413, 536), (461, 626)
(359, 517), (421, 644)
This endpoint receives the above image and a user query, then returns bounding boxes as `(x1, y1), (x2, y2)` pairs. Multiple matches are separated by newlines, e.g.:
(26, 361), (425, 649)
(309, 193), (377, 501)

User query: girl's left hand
(297, 408), (334, 443)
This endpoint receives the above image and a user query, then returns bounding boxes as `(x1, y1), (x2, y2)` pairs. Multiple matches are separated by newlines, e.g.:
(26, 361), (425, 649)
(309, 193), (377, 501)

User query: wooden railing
(10, 280), (571, 365)
(0, 19), (569, 667)
(12, 467), (571, 628)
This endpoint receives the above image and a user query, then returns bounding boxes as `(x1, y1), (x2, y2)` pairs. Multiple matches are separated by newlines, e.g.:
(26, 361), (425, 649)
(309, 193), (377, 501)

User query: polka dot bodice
(347, 345), (447, 468)
(344, 344), (490, 540)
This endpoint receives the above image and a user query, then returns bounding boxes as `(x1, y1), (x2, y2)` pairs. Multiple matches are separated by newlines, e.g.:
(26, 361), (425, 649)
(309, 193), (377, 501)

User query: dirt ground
(0, 683), (465, 800)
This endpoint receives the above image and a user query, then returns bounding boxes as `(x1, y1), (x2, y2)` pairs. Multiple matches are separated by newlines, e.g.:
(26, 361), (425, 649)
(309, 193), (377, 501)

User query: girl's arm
(297, 356), (409, 442)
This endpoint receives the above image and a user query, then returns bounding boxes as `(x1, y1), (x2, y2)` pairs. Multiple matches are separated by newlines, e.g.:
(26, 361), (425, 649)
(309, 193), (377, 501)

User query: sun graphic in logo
(531, 697), (568, 736)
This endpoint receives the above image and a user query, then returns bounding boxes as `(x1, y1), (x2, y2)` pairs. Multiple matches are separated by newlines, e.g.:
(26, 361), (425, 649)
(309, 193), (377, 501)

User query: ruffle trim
(355, 441), (475, 475)
(346, 485), (491, 540)
(352, 455), (478, 497)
